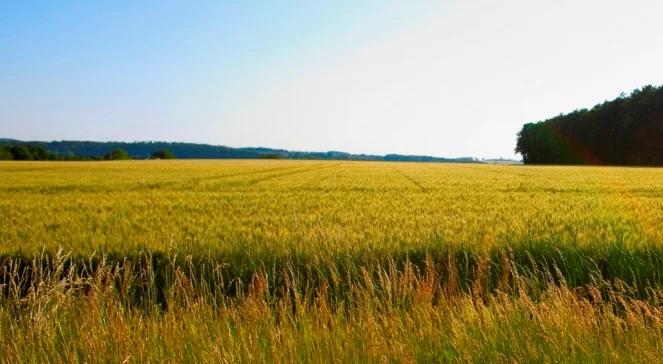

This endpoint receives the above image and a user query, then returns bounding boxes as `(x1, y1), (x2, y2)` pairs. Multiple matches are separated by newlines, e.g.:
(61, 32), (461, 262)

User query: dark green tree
(0, 146), (12, 160)
(104, 148), (130, 160)
(516, 85), (663, 165)
(151, 150), (176, 159)
(10, 146), (34, 160)
(26, 145), (55, 160)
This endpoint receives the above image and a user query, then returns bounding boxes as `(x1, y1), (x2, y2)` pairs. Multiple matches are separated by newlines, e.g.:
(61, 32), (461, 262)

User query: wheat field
(1, 160), (662, 362)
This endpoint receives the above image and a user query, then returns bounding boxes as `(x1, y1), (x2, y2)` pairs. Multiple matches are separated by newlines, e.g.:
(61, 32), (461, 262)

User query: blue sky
(2, 0), (663, 158)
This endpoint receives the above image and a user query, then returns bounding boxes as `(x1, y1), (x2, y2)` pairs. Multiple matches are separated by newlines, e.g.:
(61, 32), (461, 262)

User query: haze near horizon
(2, 0), (663, 159)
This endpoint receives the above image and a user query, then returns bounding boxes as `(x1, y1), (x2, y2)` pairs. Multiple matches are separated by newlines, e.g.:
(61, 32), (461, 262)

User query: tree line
(516, 85), (663, 165)
(0, 144), (176, 161)
(0, 140), (476, 163)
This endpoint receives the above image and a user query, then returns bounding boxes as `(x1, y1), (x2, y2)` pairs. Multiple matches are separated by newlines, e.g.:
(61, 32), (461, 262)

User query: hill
(516, 85), (663, 165)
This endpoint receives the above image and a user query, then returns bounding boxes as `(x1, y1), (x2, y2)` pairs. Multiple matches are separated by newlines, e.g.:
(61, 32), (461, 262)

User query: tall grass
(1, 250), (661, 363)
(2, 243), (663, 307)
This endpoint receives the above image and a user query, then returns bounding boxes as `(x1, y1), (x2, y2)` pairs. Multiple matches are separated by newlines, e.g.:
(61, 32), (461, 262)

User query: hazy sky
(2, 0), (663, 158)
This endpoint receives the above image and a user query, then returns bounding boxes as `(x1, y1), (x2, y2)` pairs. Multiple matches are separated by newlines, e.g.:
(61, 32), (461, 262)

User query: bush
(104, 149), (130, 160)
(151, 150), (176, 159)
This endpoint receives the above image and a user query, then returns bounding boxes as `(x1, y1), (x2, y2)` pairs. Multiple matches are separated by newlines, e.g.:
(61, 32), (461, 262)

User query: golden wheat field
(2, 160), (663, 254)
(1, 160), (663, 363)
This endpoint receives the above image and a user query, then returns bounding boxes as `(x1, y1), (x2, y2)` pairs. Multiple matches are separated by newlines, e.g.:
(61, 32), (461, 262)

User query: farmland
(1, 160), (663, 362)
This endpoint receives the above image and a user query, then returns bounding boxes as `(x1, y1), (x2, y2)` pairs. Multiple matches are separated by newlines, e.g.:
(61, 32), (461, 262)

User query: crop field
(1, 160), (663, 362)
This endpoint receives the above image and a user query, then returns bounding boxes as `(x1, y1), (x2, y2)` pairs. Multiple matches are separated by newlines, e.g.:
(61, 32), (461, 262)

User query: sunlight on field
(2, 160), (663, 255)
(2, 160), (663, 362)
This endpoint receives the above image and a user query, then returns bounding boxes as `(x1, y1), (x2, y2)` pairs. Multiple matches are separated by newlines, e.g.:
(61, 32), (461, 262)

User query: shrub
(104, 148), (130, 160)
(151, 150), (176, 159)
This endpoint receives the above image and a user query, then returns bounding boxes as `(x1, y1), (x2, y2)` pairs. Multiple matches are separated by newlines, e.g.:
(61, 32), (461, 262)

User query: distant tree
(26, 145), (55, 160)
(0, 146), (12, 160)
(10, 146), (34, 160)
(61, 151), (77, 160)
(104, 148), (130, 160)
(0, 144), (59, 161)
(259, 153), (285, 159)
(151, 150), (176, 159)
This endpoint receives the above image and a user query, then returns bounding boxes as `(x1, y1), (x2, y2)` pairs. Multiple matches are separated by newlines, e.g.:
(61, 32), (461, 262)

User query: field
(1, 160), (663, 362)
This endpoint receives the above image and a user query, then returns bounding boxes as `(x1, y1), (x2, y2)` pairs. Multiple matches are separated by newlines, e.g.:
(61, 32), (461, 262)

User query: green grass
(1, 160), (662, 362)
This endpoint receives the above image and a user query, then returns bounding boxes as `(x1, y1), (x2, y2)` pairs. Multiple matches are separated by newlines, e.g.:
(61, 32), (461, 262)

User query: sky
(2, 0), (663, 159)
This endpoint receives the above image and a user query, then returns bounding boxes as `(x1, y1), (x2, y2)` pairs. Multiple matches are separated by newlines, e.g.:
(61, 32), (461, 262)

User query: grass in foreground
(1, 252), (661, 363)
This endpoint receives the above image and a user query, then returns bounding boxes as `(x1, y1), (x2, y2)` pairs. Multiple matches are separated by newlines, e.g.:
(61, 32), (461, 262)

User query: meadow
(1, 160), (662, 362)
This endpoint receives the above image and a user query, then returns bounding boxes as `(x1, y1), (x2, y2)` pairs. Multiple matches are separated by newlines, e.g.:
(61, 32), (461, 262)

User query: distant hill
(516, 85), (663, 165)
(0, 139), (478, 163)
